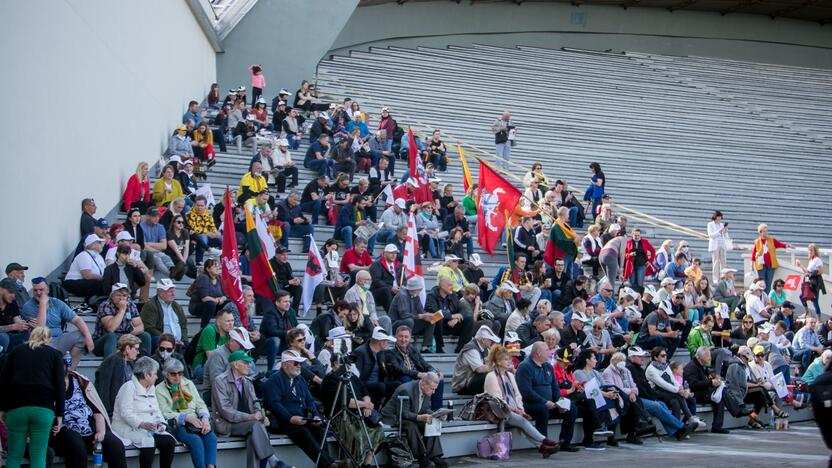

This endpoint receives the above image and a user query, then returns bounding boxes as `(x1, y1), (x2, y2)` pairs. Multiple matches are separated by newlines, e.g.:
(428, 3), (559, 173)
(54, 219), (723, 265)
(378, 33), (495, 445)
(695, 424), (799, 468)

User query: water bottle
(446, 400), (454, 422)
(92, 442), (103, 468)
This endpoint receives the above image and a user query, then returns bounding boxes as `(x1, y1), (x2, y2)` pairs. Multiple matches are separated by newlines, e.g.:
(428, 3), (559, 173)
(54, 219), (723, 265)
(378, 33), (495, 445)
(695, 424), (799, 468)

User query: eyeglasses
(175, 221), (184, 225)
(168, 371), (182, 376)
(159, 346), (174, 353)
(602, 289), (613, 293)
(659, 353), (667, 358)
(743, 320), (753, 324)
(755, 354), (765, 358)
(288, 361), (301, 367)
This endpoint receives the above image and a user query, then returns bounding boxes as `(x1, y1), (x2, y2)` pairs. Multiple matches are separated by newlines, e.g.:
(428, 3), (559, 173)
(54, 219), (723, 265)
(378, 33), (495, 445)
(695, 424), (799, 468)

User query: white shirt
(707, 221), (726, 252)
(807, 257), (823, 274)
(65, 250), (106, 280)
(160, 299), (181, 340)
(746, 294), (767, 323)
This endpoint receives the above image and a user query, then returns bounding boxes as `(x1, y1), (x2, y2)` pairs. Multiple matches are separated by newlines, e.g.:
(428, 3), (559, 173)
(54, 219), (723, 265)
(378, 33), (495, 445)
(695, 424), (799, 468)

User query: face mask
(361, 283), (371, 291)
(15, 279), (23, 288)
(682, 247), (689, 253)
(160, 350), (172, 360)
(615, 361), (626, 370)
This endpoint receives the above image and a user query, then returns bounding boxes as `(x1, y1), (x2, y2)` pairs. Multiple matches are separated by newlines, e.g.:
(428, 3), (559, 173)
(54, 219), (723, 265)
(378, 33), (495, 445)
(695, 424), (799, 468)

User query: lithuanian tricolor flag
(245, 207), (279, 300)
(458, 145), (474, 194)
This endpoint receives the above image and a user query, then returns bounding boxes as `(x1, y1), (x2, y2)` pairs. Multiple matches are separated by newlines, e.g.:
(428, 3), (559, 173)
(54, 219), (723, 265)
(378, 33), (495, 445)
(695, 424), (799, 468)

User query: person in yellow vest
(237, 160), (268, 205)
(750, 223), (793, 293)
(436, 255), (469, 294)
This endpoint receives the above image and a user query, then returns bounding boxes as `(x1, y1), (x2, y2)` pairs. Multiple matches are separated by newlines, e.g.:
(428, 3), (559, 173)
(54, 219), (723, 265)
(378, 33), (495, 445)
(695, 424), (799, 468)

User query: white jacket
(645, 362), (681, 394)
(707, 221), (726, 252)
(111, 377), (169, 448)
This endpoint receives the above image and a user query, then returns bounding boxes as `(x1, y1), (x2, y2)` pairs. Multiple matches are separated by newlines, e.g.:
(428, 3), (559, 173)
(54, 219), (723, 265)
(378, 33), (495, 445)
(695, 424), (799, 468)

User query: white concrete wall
(0, 0), (216, 282)
(331, 2), (832, 68)
(217, 0), (359, 100)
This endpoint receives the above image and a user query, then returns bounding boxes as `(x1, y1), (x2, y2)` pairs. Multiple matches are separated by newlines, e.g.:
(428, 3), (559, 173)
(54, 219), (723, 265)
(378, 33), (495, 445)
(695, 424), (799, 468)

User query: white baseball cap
(115, 231), (134, 242)
(327, 326), (351, 340)
(84, 234), (105, 247)
(475, 325), (500, 344)
(157, 278), (175, 291)
(394, 198), (406, 209)
(444, 254), (461, 262)
(110, 283), (129, 293)
(469, 253), (483, 267)
(281, 349), (307, 363)
(503, 331), (521, 343)
(371, 327), (396, 342)
(229, 327), (254, 350)
(384, 244), (399, 253)
(501, 281), (519, 293)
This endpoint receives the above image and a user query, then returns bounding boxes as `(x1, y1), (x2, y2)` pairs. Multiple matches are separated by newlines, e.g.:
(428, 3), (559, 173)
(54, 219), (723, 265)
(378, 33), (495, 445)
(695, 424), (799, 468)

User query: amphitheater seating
(55, 45), (831, 466)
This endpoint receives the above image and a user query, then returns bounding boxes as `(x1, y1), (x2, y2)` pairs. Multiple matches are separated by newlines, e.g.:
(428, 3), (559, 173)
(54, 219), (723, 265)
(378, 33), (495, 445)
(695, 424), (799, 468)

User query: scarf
(168, 383), (193, 411)
(381, 257), (400, 287)
(651, 360), (668, 372)
(555, 219), (576, 239)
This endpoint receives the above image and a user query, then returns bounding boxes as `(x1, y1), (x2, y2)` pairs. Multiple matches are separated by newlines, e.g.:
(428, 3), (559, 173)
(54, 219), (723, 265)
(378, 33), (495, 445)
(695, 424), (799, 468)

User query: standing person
(0, 327), (65, 468)
(707, 211), (730, 284)
(491, 111), (514, 168)
(248, 64), (265, 106)
(545, 207), (579, 280)
(751, 224), (794, 293)
(598, 229), (627, 291)
(585, 163), (605, 218)
(622, 228), (656, 293)
(796, 243), (826, 316)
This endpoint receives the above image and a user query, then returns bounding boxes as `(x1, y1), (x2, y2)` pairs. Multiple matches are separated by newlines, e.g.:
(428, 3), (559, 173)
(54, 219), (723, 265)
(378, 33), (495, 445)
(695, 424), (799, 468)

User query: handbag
(363, 409), (382, 428)
(460, 393), (511, 424)
(476, 431), (512, 461)
(801, 277), (817, 302)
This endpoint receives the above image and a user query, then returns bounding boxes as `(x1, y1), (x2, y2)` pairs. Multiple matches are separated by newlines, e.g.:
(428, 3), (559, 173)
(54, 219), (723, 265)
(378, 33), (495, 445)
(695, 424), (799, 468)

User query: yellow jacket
(152, 179), (184, 207)
(237, 172), (268, 198)
(436, 266), (469, 293)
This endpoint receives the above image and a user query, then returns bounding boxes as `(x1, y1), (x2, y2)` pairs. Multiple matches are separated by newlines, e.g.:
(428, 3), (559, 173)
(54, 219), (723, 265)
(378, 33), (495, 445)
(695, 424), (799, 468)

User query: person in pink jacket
(248, 64), (266, 106)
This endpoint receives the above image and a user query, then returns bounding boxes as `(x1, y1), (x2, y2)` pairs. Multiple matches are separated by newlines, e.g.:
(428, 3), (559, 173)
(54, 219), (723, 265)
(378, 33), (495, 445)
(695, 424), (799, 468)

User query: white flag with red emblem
(402, 213), (426, 305)
(300, 235), (325, 317)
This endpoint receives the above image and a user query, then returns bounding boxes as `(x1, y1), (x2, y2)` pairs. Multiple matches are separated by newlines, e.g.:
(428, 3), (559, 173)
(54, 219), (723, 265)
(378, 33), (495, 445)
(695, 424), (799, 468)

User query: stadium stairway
(55, 45), (831, 465)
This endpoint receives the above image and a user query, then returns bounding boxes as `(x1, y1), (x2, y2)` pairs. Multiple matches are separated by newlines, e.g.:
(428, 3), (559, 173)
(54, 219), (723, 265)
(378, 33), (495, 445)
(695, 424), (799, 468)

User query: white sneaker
(208, 248), (222, 255)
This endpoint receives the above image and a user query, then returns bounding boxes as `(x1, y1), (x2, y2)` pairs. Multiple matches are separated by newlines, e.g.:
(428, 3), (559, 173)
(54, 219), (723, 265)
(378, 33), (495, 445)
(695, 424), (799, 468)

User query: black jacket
(352, 343), (388, 383)
(558, 281), (588, 310)
(310, 311), (342, 350)
(257, 294), (296, 346)
(269, 259), (295, 291)
(382, 344), (436, 382)
(102, 262), (146, 297)
(95, 354), (129, 416)
(276, 200), (304, 226)
(442, 213), (470, 234)
(626, 361), (658, 401)
(683, 359), (715, 403)
(369, 260), (402, 296)
(560, 325), (586, 351)
(424, 286), (461, 320)
(517, 322), (542, 348)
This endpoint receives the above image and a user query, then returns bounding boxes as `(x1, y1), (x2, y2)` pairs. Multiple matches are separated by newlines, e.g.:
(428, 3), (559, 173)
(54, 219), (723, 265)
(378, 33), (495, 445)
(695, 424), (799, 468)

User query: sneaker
(593, 429), (614, 439)
(560, 444), (580, 452)
(711, 428), (730, 434)
(582, 442), (606, 451)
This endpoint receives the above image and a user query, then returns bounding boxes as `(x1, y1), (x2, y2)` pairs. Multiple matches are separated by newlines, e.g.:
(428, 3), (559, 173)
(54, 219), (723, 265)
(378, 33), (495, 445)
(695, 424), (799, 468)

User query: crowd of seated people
(0, 74), (828, 468)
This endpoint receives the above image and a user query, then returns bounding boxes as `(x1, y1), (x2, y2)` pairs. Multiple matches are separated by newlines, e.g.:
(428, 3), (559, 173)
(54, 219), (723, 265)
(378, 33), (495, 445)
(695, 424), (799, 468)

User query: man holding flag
(300, 235), (325, 318)
(220, 188), (247, 327)
(407, 129), (433, 204)
(544, 206), (580, 280)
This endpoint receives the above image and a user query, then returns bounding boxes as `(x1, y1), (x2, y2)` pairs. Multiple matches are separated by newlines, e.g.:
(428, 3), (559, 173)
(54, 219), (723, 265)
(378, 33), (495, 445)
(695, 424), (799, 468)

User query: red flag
(407, 129), (433, 204)
(392, 183), (412, 203)
(476, 160), (522, 255)
(327, 193), (338, 225)
(220, 188), (246, 327)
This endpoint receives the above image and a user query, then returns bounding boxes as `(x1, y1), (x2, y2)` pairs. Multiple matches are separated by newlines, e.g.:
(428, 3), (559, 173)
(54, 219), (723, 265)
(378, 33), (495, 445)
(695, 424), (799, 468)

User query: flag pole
(475, 156), (544, 212)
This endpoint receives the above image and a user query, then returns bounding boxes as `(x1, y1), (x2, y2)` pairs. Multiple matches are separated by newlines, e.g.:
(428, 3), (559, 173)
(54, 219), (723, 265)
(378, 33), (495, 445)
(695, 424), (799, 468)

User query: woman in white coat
(706, 211), (729, 284)
(111, 357), (176, 468)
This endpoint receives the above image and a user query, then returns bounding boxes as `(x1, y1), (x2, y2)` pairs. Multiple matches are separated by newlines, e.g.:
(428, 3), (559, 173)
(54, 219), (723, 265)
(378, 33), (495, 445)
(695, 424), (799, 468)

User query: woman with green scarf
(156, 358), (217, 468)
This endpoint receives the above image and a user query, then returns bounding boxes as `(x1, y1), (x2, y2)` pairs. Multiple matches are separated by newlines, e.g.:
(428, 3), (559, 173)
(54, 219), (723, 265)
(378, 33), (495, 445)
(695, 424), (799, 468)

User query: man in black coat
(369, 244), (403, 311)
(382, 325), (444, 411)
(352, 326), (396, 408)
(683, 347), (728, 433)
(269, 246), (301, 311)
(257, 290), (297, 365)
(442, 206), (473, 258)
(102, 244), (148, 300)
(424, 277), (473, 353)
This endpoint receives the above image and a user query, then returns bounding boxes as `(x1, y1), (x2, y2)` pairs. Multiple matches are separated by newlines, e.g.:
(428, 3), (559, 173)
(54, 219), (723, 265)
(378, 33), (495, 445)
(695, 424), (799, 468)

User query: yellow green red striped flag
(458, 145), (473, 194)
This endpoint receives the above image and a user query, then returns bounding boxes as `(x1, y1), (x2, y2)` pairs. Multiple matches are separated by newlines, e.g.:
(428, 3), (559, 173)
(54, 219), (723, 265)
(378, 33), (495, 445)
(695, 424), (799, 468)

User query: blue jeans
(774, 364), (791, 385)
(425, 237), (446, 259)
(283, 223), (313, 252)
(94, 332), (151, 357)
(567, 206), (579, 227)
(0, 332), (29, 354)
(641, 398), (683, 436)
(563, 254), (575, 280)
(306, 158), (333, 177)
(793, 348), (815, 371)
(288, 134), (302, 150)
(631, 265), (646, 291)
(263, 337), (281, 371)
(173, 425), (217, 468)
(193, 234), (222, 263)
(464, 235), (474, 257)
(760, 266), (775, 293)
(376, 228), (397, 244)
(300, 200), (323, 225)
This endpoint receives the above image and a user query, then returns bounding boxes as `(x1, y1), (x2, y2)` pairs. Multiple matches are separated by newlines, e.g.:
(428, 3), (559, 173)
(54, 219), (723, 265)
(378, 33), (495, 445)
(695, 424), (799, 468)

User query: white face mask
(160, 350), (173, 360)
(615, 361), (626, 370)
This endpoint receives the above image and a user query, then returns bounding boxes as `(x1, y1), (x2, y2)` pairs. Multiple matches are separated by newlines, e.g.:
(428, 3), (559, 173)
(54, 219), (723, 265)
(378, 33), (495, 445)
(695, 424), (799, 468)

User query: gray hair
(610, 352), (626, 365)
(242, 285), (253, 294)
(541, 328), (560, 342)
(356, 270), (371, 281)
(133, 356), (159, 380)
(162, 358), (185, 377)
(695, 346), (711, 361)
(537, 299), (551, 310)
(422, 372), (440, 385)
(548, 311), (564, 322)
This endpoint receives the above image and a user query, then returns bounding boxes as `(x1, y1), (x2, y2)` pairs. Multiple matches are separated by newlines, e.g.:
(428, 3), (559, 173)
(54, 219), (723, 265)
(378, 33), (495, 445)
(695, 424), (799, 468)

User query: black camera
(339, 353), (358, 365)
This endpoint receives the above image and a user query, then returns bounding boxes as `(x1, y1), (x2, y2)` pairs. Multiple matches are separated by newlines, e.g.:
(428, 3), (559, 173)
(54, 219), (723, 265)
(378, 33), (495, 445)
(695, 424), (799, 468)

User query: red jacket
(553, 363), (574, 398)
(122, 174), (150, 212)
(623, 238), (657, 279)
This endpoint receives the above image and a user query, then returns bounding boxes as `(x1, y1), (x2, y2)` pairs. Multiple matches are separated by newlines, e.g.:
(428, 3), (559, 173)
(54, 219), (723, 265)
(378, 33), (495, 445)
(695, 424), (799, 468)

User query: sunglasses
(288, 361), (301, 367)
(743, 320), (753, 324)
(175, 221), (184, 225)
(293, 338), (305, 343)
(602, 289), (613, 293)
(659, 353), (667, 358)
(159, 346), (174, 353)
(755, 354), (765, 358)
(168, 371), (182, 376)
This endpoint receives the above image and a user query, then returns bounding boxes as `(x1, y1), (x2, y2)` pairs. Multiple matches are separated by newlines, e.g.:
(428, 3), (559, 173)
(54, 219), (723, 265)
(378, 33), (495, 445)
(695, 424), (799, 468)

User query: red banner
(476, 161), (522, 255)
(408, 129), (433, 204)
(220, 188), (247, 327)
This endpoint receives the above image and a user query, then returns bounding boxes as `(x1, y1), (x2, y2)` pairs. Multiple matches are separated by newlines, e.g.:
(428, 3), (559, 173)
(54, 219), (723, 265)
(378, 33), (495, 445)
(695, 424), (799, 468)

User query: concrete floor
(447, 423), (830, 467)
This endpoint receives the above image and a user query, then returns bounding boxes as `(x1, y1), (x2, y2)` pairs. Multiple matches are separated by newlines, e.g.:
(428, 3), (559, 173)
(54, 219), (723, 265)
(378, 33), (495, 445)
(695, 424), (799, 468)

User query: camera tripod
(315, 364), (380, 468)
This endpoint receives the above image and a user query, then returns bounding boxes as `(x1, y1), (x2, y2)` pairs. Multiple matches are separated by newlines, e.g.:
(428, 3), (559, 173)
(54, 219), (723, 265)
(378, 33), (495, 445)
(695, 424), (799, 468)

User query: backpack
(183, 327), (205, 366)
(49, 281), (68, 303)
